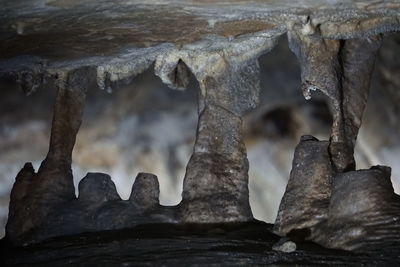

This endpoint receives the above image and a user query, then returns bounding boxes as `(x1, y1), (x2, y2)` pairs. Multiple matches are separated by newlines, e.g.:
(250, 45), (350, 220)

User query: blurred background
(0, 34), (399, 238)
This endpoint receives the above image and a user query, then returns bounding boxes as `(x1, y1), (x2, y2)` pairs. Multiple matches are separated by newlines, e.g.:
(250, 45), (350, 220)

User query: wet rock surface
(1, 222), (400, 267)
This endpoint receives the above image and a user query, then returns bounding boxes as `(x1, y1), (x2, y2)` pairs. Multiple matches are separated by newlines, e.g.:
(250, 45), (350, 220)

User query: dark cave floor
(1, 221), (399, 266)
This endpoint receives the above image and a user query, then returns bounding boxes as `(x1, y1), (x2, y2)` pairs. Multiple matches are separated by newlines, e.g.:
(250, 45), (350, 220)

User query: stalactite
(275, 30), (400, 251)
(337, 35), (382, 170)
(288, 28), (382, 172)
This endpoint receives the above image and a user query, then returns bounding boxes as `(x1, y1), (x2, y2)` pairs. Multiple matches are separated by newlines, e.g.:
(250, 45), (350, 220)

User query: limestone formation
(1, 0), (400, 258)
(129, 173), (160, 208)
(273, 27), (400, 251)
(288, 29), (382, 172)
(275, 135), (400, 251)
(78, 173), (121, 204)
(181, 104), (253, 222)
(6, 67), (92, 244)
(273, 136), (333, 236)
(179, 56), (263, 223)
(313, 166), (400, 251)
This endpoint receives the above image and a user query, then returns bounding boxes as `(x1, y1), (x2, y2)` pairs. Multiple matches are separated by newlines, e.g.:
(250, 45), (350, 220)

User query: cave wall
(0, 34), (399, 239)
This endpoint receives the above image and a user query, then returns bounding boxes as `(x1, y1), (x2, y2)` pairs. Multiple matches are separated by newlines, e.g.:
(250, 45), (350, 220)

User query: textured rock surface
(129, 173), (160, 208)
(4, 68), (178, 245)
(8, 170), (180, 245)
(78, 173), (121, 203)
(2, 222), (400, 267)
(274, 24), (399, 251)
(275, 135), (400, 251)
(178, 44), (273, 222)
(313, 166), (400, 251)
(1, 0), (399, 95)
(181, 104), (253, 222)
(6, 68), (91, 244)
(288, 32), (382, 171)
(1, 0), (400, 257)
(274, 136), (333, 236)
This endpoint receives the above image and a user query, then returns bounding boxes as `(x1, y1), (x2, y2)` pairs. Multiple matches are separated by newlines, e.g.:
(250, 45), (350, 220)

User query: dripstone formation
(274, 30), (400, 251)
(1, 0), (400, 265)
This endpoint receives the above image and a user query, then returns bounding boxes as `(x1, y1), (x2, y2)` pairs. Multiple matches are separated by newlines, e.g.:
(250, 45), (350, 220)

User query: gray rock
(78, 173), (121, 204)
(181, 103), (253, 223)
(274, 136), (333, 237)
(272, 238), (297, 253)
(313, 166), (400, 251)
(275, 136), (400, 251)
(6, 68), (90, 245)
(3, 0), (400, 251)
(129, 173), (160, 208)
(289, 31), (382, 172)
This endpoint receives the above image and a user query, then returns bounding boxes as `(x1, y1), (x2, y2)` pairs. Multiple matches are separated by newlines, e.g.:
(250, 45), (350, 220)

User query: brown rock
(274, 136), (333, 237)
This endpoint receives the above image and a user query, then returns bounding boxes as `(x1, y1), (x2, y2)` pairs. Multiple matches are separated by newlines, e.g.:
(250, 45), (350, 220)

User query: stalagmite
(1, 1), (400, 263)
(273, 136), (333, 236)
(129, 173), (160, 208)
(338, 36), (382, 170)
(6, 67), (93, 244)
(275, 25), (400, 250)
(181, 103), (253, 222)
(176, 40), (278, 223)
(313, 166), (400, 251)
(78, 173), (121, 204)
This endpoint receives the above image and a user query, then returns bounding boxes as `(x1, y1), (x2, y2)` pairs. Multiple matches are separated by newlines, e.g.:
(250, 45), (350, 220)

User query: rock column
(6, 67), (93, 244)
(181, 57), (259, 223)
